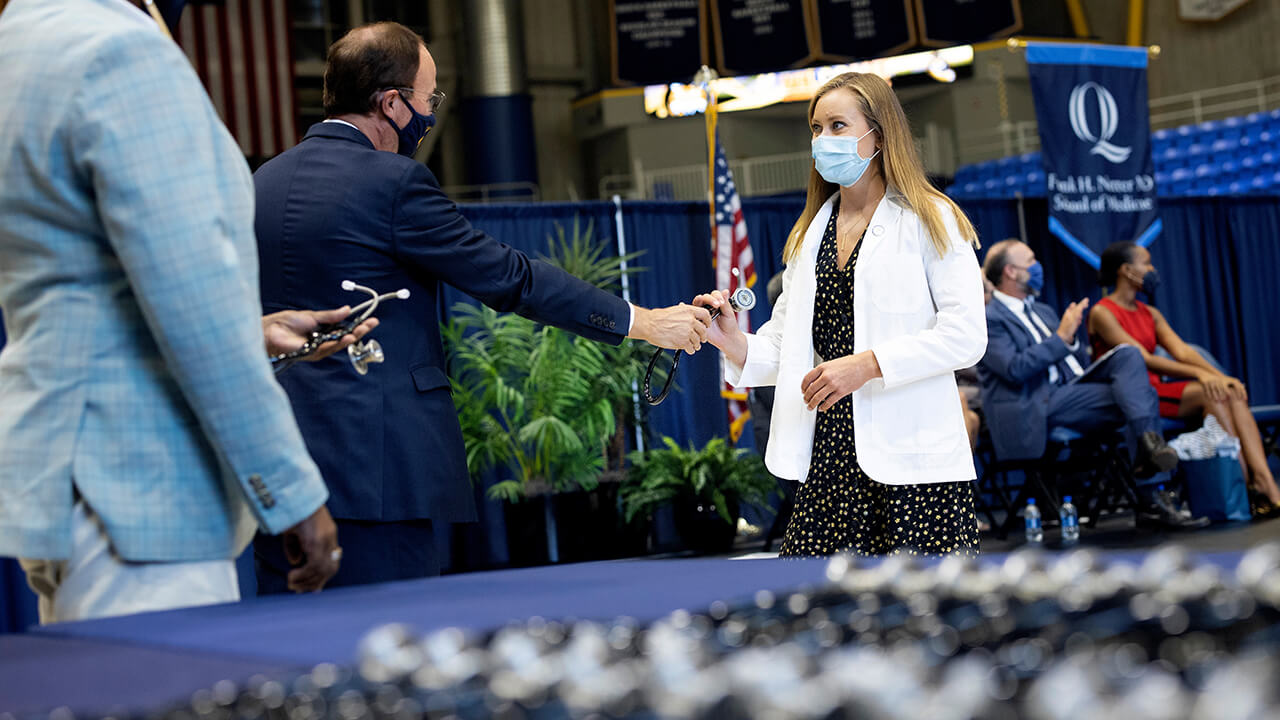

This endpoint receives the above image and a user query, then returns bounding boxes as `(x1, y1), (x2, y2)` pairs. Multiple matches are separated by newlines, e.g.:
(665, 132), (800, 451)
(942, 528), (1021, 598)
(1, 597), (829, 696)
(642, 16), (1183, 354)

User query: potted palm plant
(621, 437), (776, 554)
(441, 216), (649, 566)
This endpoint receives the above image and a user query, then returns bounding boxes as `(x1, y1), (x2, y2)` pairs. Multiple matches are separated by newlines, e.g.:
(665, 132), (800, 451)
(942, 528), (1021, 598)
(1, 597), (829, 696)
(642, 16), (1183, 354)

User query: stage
(2, 557), (828, 715)
(2, 546), (1268, 717)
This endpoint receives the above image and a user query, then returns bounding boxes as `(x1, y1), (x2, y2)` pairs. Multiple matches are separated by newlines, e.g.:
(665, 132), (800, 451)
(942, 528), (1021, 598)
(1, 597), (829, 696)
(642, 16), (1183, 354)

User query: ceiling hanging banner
(710, 0), (817, 76)
(611, 0), (709, 86)
(1026, 43), (1160, 269)
(811, 0), (916, 63)
(916, 0), (1021, 46)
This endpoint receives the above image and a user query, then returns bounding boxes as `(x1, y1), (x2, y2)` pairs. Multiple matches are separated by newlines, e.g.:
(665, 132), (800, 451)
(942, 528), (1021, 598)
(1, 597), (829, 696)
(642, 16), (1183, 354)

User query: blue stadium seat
(1210, 138), (1238, 155)
(1254, 404), (1280, 424)
(1025, 170), (1046, 196)
(1248, 174), (1273, 192)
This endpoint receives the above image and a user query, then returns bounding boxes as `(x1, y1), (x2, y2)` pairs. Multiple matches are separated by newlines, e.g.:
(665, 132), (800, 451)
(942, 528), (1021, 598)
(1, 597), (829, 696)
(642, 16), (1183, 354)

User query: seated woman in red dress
(1089, 241), (1280, 513)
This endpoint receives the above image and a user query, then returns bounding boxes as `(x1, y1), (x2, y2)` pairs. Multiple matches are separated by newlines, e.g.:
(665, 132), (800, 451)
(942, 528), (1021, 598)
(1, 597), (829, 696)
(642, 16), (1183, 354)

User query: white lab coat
(726, 191), (987, 485)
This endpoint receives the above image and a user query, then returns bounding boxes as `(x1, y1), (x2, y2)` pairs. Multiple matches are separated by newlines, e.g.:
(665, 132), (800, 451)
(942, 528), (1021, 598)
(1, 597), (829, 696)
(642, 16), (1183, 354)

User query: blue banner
(1026, 43), (1160, 269)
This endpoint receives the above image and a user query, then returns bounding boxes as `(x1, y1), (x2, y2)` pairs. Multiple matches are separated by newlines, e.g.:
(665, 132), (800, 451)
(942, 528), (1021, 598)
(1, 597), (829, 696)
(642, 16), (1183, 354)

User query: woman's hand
(1223, 376), (1248, 402)
(801, 351), (882, 412)
(692, 290), (748, 365)
(1197, 371), (1233, 403)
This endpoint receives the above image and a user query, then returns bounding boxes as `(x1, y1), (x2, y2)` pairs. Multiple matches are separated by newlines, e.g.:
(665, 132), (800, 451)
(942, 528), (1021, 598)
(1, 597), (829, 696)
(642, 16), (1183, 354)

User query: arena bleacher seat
(949, 110), (1280, 200)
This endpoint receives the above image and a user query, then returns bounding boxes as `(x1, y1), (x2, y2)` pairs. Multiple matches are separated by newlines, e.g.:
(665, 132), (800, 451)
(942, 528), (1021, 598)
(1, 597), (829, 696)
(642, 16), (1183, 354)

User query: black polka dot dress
(778, 202), (978, 559)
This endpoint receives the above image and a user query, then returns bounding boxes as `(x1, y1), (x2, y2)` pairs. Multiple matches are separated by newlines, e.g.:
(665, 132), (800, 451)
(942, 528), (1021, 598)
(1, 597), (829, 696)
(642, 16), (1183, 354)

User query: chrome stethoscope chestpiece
(269, 281), (410, 376)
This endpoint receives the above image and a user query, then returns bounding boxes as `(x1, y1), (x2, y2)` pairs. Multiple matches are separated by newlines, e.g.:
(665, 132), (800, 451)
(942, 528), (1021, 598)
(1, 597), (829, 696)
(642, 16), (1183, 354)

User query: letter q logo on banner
(1069, 82), (1132, 164)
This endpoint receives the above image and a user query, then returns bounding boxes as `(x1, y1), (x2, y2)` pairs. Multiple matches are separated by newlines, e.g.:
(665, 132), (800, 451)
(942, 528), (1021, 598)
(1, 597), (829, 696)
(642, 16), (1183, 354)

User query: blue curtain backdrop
(4, 194), (1278, 633)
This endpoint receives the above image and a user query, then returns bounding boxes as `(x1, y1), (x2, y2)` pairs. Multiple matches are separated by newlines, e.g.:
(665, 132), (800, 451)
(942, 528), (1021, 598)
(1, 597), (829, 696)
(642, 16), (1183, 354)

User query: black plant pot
(672, 496), (739, 555)
(502, 495), (552, 568)
(501, 485), (650, 568)
(552, 484), (649, 563)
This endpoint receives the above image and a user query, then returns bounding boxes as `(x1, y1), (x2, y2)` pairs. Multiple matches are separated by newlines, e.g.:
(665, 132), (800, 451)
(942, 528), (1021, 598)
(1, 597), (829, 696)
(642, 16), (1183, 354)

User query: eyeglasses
(385, 87), (446, 114)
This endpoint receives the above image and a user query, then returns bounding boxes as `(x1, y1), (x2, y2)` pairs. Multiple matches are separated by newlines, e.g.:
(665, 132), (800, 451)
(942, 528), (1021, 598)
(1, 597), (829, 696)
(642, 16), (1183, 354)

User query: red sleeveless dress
(1092, 297), (1189, 418)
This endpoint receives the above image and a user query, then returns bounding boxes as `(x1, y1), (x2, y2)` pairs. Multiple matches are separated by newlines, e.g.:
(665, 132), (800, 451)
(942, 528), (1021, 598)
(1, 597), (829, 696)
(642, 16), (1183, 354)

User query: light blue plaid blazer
(0, 0), (329, 562)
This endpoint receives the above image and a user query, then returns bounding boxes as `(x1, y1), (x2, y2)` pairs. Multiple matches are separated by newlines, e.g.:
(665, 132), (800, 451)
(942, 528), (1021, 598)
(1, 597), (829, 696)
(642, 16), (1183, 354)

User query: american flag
(711, 134), (756, 443)
(174, 1), (298, 159)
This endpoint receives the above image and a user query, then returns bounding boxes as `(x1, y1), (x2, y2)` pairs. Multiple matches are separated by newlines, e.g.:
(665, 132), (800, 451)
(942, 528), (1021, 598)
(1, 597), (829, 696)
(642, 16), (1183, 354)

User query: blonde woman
(696, 73), (986, 557)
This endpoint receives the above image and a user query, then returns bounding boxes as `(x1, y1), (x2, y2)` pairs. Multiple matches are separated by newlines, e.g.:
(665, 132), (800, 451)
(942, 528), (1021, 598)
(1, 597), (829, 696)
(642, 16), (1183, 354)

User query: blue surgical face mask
(1022, 262), (1045, 295)
(1141, 268), (1160, 297)
(811, 127), (879, 187)
(387, 97), (436, 157)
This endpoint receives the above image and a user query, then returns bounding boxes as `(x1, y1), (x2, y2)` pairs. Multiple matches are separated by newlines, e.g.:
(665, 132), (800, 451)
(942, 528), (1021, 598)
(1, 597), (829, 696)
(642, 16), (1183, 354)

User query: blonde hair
(784, 72), (979, 263)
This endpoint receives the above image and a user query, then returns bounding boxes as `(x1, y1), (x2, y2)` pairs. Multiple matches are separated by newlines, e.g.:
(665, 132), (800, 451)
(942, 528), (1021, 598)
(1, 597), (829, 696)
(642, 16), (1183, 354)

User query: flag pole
(695, 65), (719, 237)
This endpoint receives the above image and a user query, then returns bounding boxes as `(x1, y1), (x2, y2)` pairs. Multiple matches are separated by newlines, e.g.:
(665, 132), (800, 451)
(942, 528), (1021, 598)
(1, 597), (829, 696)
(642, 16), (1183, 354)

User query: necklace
(836, 209), (868, 257)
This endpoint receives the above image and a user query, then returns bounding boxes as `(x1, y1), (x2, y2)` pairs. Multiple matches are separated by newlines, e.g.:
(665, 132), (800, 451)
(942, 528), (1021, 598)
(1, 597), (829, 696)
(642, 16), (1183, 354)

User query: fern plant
(538, 216), (654, 471)
(620, 437), (776, 525)
(442, 215), (652, 500)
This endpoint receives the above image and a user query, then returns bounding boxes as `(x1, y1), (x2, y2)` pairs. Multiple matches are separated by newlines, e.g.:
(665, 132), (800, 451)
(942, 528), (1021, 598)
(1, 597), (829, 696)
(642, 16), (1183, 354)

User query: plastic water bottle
(1060, 495), (1079, 546)
(1024, 498), (1043, 544)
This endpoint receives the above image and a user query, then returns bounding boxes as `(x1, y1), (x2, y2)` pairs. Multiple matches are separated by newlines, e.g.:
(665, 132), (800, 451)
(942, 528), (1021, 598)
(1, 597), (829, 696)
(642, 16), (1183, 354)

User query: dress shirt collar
(993, 289), (1033, 315)
(322, 118), (360, 131)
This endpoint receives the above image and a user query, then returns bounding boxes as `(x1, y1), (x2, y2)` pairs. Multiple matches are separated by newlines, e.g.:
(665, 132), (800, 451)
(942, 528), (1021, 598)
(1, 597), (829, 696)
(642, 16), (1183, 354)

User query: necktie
(1026, 300), (1083, 384)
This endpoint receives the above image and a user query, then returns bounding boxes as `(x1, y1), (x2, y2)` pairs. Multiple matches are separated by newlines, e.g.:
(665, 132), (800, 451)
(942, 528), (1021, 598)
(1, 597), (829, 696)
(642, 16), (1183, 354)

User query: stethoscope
(642, 279), (756, 406)
(270, 281), (410, 376)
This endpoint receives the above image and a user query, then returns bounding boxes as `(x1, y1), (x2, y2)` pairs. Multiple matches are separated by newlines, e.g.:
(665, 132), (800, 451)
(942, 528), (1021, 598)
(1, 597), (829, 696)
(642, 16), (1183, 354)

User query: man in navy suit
(252, 22), (713, 591)
(976, 240), (1203, 529)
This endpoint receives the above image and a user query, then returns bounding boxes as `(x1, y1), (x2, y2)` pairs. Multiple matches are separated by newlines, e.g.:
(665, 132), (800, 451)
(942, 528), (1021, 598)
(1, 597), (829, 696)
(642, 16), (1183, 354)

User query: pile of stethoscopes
(270, 281), (409, 376)
(642, 283), (755, 405)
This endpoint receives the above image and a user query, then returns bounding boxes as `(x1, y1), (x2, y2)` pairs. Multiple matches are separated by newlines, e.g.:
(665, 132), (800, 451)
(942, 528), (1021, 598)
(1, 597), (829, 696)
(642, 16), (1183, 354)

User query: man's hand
(263, 307), (379, 360)
(281, 505), (341, 593)
(1056, 298), (1089, 344)
(629, 303), (712, 355)
(801, 351), (882, 412)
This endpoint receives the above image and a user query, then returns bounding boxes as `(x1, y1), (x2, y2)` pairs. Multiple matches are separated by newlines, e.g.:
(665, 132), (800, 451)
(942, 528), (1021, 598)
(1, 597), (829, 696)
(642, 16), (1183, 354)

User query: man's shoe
(1134, 431), (1179, 479)
(1138, 490), (1211, 530)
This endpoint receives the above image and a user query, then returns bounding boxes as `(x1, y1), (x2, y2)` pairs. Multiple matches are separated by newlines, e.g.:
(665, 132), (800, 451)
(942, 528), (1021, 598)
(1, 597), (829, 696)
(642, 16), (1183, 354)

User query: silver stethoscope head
(269, 281), (410, 376)
(339, 281), (410, 375)
(724, 266), (756, 314)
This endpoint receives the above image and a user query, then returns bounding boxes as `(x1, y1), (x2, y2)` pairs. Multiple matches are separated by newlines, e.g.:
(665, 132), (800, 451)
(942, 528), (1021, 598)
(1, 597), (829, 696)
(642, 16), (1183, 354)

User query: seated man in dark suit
(976, 240), (1204, 529)
(251, 22), (714, 591)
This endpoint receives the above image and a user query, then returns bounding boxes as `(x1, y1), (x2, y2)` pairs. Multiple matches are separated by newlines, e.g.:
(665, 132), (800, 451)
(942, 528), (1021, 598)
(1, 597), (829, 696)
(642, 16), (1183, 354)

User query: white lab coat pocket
(866, 374), (962, 455)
